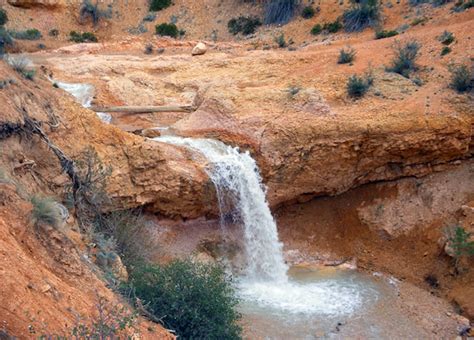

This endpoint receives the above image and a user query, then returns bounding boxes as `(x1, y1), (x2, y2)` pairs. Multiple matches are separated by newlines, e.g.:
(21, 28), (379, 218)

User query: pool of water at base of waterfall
(238, 266), (428, 339)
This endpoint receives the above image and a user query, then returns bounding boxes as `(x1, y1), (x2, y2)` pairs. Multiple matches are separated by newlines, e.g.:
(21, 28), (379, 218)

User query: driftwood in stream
(90, 105), (194, 113)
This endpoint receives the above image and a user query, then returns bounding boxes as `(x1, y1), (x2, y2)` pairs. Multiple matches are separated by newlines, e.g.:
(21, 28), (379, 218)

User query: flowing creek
(65, 83), (438, 339)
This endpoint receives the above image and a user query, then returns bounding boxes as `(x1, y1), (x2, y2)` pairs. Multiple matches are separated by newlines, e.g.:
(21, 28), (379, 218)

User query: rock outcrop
(38, 19), (473, 210)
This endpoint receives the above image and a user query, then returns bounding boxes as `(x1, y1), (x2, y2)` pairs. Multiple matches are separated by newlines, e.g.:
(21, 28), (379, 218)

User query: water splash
(154, 136), (289, 282)
(54, 81), (112, 124)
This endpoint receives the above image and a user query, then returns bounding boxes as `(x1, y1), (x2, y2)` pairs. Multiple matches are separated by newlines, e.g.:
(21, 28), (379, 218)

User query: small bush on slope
(149, 0), (172, 11)
(386, 40), (421, 78)
(338, 46), (356, 64)
(31, 196), (62, 228)
(264, 0), (299, 24)
(0, 8), (8, 26)
(449, 64), (473, 93)
(155, 23), (178, 38)
(124, 260), (242, 339)
(343, 0), (380, 32)
(228, 16), (262, 35)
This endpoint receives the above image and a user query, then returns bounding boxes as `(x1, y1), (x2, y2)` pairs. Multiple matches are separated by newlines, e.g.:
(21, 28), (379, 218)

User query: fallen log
(89, 105), (194, 113)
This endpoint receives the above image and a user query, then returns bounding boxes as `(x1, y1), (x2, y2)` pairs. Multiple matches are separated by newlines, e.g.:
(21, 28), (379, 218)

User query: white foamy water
(154, 136), (289, 282)
(54, 81), (112, 124)
(154, 135), (374, 317)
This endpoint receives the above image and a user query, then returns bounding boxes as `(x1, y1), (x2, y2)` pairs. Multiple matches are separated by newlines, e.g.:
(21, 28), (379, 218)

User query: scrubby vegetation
(343, 0), (380, 32)
(375, 30), (398, 39)
(309, 20), (343, 35)
(440, 46), (451, 56)
(69, 31), (98, 43)
(264, 0), (299, 24)
(144, 43), (153, 54)
(155, 23), (179, 38)
(0, 8), (8, 26)
(0, 28), (12, 56)
(347, 71), (373, 98)
(449, 64), (472, 93)
(453, 0), (474, 11)
(324, 20), (343, 33)
(275, 33), (287, 48)
(8, 29), (42, 40)
(79, 0), (109, 26)
(228, 16), (262, 35)
(301, 6), (315, 19)
(445, 225), (474, 272)
(409, 0), (453, 6)
(411, 16), (428, 26)
(5, 54), (35, 80)
(149, 0), (172, 11)
(48, 29), (59, 37)
(386, 40), (421, 78)
(338, 46), (356, 64)
(31, 196), (62, 228)
(438, 30), (454, 45)
(124, 260), (242, 339)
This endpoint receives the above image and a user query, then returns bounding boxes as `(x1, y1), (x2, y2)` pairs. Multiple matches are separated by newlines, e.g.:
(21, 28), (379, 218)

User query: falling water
(54, 81), (112, 124)
(155, 136), (289, 282)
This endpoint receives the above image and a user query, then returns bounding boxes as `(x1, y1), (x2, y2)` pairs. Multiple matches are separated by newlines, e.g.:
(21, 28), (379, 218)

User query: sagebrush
(386, 40), (421, 78)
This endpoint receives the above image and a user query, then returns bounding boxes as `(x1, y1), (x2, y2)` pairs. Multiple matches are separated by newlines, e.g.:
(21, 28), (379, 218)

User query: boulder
(192, 42), (207, 56)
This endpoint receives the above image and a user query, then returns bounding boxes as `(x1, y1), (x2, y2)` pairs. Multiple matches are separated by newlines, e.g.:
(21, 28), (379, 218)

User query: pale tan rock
(191, 42), (207, 56)
(141, 128), (162, 138)
(7, 0), (63, 7)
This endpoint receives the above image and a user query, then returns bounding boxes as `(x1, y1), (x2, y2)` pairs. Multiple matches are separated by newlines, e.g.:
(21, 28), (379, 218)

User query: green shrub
(0, 27), (13, 56)
(264, 0), (298, 24)
(310, 24), (322, 35)
(69, 31), (98, 43)
(438, 30), (454, 45)
(453, 0), (474, 11)
(447, 226), (474, 258)
(228, 16), (262, 35)
(149, 0), (172, 11)
(347, 72), (373, 98)
(449, 64), (472, 93)
(9, 29), (42, 40)
(125, 260), (242, 339)
(338, 46), (356, 64)
(31, 196), (62, 227)
(0, 8), (8, 26)
(375, 30), (398, 39)
(275, 33), (287, 48)
(440, 46), (451, 56)
(155, 23), (178, 38)
(301, 6), (315, 19)
(323, 20), (343, 33)
(387, 40), (421, 78)
(445, 226), (474, 272)
(343, 0), (380, 32)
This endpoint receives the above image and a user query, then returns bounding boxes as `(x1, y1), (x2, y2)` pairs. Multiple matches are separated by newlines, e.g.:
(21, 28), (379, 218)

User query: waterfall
(155, 136), (289, 283)
(54, 81), (112, 124)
